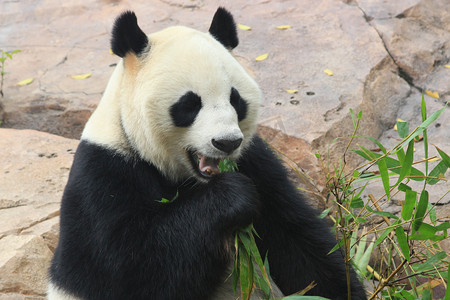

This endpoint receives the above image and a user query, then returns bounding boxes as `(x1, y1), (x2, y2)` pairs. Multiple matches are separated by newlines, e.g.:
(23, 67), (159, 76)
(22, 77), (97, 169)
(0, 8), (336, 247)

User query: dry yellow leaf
(285, 89), (298, 94)
(276, 25), (291, 30)
(71, 73), (92, 80)
(17, 78), (34, 86)
(238, 24), (252, 31)
(323, 69), (333, 76)
(109, 48), (114, 55)
(255, 53), (269, 61)
(445, 65), (450, 69)
(425, 90), (439, 99)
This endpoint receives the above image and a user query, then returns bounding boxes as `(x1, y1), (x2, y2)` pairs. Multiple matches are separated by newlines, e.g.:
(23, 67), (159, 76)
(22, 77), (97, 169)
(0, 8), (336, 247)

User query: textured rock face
(0, 0), (448, 298)
(0, 129), (78, 299)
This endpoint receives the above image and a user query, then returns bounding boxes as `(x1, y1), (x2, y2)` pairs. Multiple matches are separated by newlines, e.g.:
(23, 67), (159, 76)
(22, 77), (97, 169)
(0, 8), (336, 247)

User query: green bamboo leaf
(411, 251), (447, 272)
(395, 140), (414, 186)
(365, 136), (387, 154)
(413, 190), (429, 232)
(427, 161), (448, 185)
(396, 120), (409, 139)
(427, 203), (437, 223)
(395, 226), (410, 261)
(374, 220), (401, 247)
(352, 150), (425, 181)
(239, 246), (253, 300)
(396, 148), (405, 165)
(366, 206), (399, 220)
(445, 265), (450, 300)
(319, 207), (332, 219)
(421, 95), (429, 176)
(398, 183), (411, 192)
(280, 296), (329, 300)
(435, 146), (450, 168)
(377, 157), (390, 199)
(357, 110), (362, 120)
(328, 239), (344, 255)
(395, 106), (446, 151)
(401, 190), (417, 220)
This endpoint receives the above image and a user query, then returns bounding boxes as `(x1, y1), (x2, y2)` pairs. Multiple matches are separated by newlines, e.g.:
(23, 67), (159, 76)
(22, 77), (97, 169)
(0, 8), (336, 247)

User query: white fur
(82, 26), (261, 182)
(47, 283), (82, 300)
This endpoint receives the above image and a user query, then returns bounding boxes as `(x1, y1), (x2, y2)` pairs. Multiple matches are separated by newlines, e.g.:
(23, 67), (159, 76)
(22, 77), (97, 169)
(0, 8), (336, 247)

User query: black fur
(209, 7), (239, 50)
(230, 87), (247, 122)
(111, 11), (148, 57)
(170, 91), (203, 127)
(50, 136), (366, 300)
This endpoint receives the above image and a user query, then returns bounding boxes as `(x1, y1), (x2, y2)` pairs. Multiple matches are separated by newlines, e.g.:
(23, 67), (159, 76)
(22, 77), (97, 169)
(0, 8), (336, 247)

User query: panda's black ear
(209, 7), (239, 50)
(111, 11), (149, 58)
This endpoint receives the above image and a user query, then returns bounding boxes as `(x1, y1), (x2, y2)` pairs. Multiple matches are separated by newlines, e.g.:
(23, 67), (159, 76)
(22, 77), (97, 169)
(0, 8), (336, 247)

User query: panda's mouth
(188, 150), (224, 178)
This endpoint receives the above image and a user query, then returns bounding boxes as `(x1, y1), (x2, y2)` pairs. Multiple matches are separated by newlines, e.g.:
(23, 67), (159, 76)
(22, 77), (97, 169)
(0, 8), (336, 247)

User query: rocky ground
(0, 0), (448, 299)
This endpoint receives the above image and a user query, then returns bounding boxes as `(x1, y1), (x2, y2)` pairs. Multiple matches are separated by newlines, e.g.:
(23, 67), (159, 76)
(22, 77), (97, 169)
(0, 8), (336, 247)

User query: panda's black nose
(212, 138), (243, 154)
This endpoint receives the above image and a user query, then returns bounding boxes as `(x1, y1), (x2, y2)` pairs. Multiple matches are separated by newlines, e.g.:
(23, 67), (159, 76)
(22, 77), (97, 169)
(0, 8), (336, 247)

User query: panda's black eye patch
(230, 88), (247, 122)
(170, 91), (202, 127)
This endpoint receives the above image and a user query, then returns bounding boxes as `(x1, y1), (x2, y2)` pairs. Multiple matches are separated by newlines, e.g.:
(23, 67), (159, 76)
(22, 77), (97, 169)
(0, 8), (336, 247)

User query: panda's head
(82, 8), (261, 182)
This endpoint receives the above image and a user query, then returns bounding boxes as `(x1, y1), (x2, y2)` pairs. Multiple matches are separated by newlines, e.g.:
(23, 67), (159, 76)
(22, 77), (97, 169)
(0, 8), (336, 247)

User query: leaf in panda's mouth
(190, 151), (237, 177)
(197, 153), (221, 176)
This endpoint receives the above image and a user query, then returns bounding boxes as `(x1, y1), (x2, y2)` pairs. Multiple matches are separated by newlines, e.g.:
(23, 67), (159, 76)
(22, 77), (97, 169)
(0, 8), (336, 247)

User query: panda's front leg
(238, 135), (367, 300)
(149, 172), (260, 300)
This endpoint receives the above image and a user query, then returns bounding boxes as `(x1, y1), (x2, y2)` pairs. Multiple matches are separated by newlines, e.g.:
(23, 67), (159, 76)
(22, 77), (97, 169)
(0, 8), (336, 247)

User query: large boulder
(0, 129), (78, 299)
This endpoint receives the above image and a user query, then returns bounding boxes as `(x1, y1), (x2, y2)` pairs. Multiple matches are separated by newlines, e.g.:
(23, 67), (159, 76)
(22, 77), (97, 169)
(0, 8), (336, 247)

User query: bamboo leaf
(275, 25), (291, 30)
(255, 53), (269, 61)
(238, 24), (252, 31)
(395, 140), (414, 186)
(366, 206), (399, 220)
(411, 251), (447, 272)
(435, 146), (450, 168)
(377, 157), (390, 199)
(71, 73), (92, 80)
(374, 220), (401, 247)
(401, 189), (417, 220)
(323, 69), (333, 76)
(395, 106), (446, 151)
(413, 190), (428, 232)
(396, 120), (409, 139)
(17, 78), (34, 86)
(395, 226), (410, 261)
(426, 161), (448, 185)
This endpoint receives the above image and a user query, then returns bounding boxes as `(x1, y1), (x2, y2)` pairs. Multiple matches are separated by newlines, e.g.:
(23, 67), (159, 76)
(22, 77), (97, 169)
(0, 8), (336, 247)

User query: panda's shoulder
(67, 140), (168, 196)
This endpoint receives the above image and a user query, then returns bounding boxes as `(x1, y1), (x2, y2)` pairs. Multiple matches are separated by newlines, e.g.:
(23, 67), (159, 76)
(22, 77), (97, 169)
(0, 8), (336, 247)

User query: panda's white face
(82, 13), (261, 183)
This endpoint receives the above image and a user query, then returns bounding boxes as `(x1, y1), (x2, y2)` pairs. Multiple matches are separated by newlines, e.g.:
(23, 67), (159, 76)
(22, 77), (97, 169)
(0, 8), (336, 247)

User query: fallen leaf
(425, 90), (439, 99)
(109, 48), (114, 55)
(71, 73), (92, 80)
(445, 65), (450, 69)
(276, 25), (291, 30)
(323, 69), (333, 76)
(17, 78), (34, 86)
(255, 53), (269, 61)
(393, 118), (406, 131)
(238, 24), (252, 31)
(285, 89), (298, 94)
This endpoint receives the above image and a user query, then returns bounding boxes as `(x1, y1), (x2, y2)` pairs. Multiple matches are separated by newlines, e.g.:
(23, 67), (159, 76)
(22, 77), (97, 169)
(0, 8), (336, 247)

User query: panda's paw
(208, 172), (260, 231)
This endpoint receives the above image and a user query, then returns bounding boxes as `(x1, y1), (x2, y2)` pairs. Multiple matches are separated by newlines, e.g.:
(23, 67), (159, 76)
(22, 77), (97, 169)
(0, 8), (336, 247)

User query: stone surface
(0, 129), (78, 298)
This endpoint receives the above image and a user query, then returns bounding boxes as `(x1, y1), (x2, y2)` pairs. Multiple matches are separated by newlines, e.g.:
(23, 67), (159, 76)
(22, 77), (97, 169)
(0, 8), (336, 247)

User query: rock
(0, 129), (78, 298)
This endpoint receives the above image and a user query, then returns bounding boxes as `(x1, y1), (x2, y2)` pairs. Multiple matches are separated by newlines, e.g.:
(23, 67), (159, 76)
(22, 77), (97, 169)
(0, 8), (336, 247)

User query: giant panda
(48, 8), (366, 300)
